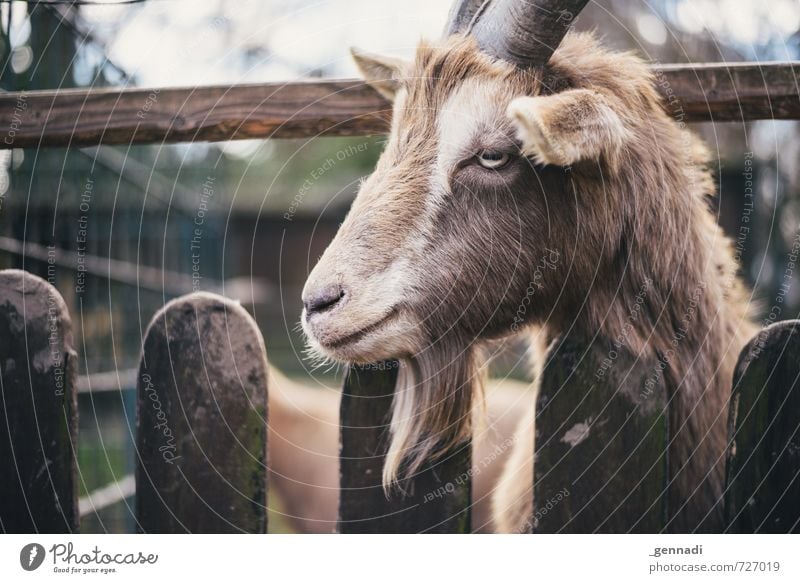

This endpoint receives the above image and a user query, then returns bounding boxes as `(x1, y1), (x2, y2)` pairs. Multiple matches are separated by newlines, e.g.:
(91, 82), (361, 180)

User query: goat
(301, 0), (755, 532)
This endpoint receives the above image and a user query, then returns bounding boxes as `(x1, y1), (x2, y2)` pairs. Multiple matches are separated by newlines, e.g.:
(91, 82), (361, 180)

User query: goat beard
(382, 339), (485, 492)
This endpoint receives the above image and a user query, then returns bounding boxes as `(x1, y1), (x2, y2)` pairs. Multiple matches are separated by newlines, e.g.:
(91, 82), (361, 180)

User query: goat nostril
(304, 285), (346, 316)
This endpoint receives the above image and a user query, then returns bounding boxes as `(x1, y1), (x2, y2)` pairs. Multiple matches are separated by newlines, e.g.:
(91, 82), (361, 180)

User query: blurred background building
(1, 0), (799, 532)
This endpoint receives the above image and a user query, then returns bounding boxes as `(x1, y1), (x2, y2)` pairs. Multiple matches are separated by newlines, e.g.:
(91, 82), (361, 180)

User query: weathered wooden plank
(0, 269), (78, 533)
(656, 61), (800, 123)
(1, 62), (797, 150)
(136, 291), (268, 533)
(338, 363), (471, 533)
(0, 79), (391, 149)
(725, 320), (800, 533)
(533, 332), (668, 533)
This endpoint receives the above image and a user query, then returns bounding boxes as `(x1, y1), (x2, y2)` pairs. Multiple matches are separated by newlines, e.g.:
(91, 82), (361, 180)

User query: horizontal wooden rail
(0, 237), (273, 305)
(76, 368), (137, 394)
(1, 79), (390, 149)
(1, 62), (798, 149)
(78, 474), (135, 518)
(0, 235), (208, 296)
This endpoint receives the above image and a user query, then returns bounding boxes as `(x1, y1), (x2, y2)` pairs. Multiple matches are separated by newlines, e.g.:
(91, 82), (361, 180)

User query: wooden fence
(1, 267), (798, 533)
(1, 3), (800, 531)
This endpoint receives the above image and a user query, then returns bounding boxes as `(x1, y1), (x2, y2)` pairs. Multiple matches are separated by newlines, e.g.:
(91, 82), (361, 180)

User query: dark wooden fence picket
(338, 363), (471, 533)
(725, 320), (800, 533)
(533, 331), (669, 533)
(135, 292), (269, 533)
(0, 269), (78, 533)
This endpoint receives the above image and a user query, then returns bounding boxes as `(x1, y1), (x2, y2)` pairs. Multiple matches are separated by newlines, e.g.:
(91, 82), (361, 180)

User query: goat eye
(476, 149), (511, 169)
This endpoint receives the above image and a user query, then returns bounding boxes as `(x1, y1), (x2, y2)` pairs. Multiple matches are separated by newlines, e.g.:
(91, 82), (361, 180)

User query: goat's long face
(302, 37), (565, 363)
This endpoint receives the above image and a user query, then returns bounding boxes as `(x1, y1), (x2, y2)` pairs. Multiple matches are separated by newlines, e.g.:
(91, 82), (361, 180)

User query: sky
(81, 0), (453, 87)
(70, 0), (800, 88)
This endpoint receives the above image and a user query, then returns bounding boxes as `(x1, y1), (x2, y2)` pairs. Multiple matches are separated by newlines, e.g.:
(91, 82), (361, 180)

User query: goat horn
(447, 0), (590, 67)
(444, 0), (487, 35)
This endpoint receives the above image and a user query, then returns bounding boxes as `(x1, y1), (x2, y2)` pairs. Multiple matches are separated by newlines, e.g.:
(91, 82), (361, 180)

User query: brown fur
(302, 32), (756, 532)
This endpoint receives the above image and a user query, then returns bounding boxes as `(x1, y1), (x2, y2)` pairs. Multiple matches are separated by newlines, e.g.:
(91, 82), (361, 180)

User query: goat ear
(351, 48), (407, 101)
(508, 91), (629, 167)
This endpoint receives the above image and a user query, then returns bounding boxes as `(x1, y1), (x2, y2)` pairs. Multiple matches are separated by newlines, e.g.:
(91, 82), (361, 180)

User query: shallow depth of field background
(1, 0), (799, 532)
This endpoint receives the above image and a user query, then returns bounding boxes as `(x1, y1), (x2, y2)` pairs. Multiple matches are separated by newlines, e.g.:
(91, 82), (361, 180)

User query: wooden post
(338, 364), (471, 533)
(0, 269), (78, 533)
(136, 292), (269, 533)
(725, 320), (800, 533)
(533, 332), (668, 533)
